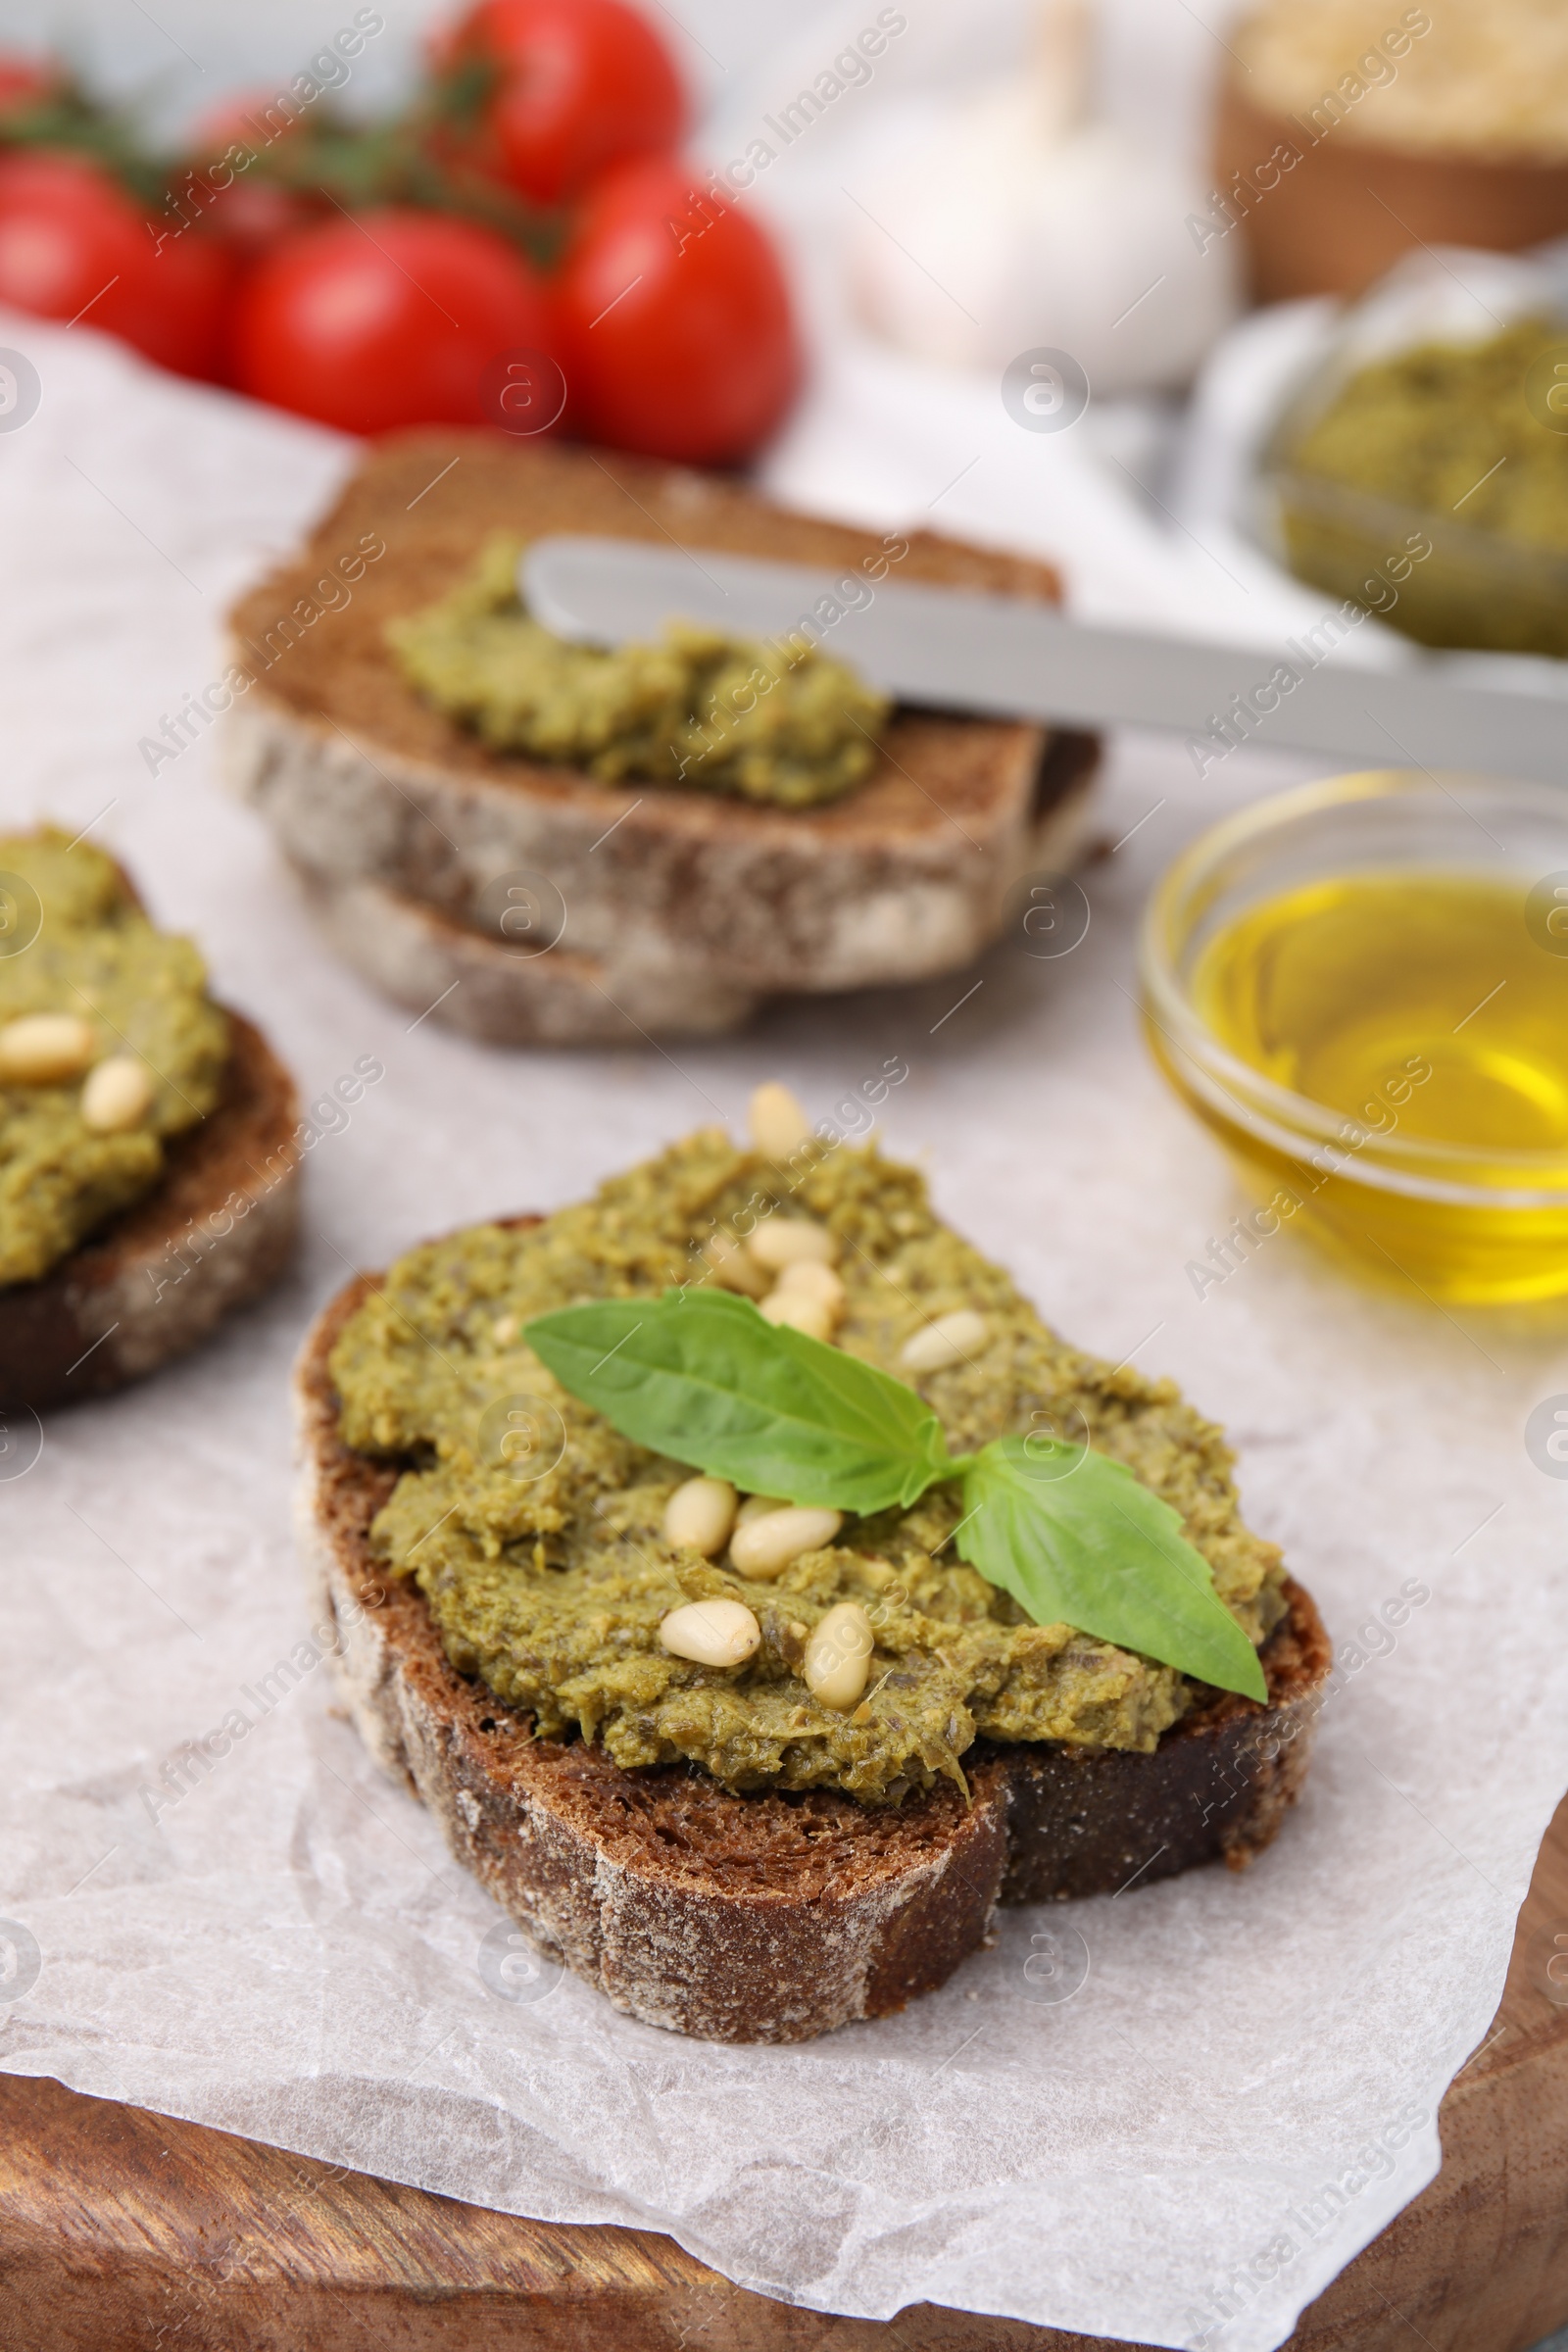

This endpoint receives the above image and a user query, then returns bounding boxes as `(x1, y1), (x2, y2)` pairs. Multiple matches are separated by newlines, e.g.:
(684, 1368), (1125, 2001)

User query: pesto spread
(1275, 318), (1568, 653)
(1287, 319), (1568, 547)
(0, 831), (229, 1288)
(331, 1129), (1286, 1803)
(386, 533), (890, 808)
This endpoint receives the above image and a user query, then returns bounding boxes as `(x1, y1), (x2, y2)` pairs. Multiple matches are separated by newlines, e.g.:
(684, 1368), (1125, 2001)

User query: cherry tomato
(198, 175), (319, 267)
(439, 0), (684, 205)
(141, 221), (234, 377)
(189, 87), (305, 157)
(0, 52), (57, 121)
(0, 151), (232, 379)
(181, 87), (321, 266)
(231, 206), (560, 435)
(555, 156), (800, 466)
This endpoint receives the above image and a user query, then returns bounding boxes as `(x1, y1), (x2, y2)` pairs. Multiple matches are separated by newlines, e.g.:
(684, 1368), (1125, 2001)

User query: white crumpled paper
(3, 312), (1568, 2352)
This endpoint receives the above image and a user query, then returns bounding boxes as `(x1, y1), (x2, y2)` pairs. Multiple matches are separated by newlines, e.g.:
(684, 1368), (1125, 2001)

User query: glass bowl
(1263, 463), (1568, 659)
(1140, 769), (1568, 1303)
(1252, 245), (1568, 658)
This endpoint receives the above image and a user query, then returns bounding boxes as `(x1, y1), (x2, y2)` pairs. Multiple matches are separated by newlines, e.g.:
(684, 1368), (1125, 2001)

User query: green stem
(935, 1451), (981, 1482)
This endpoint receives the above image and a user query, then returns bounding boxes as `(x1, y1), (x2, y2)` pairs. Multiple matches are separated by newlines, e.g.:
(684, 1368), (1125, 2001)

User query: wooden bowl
(1214, 81), (1568, 302)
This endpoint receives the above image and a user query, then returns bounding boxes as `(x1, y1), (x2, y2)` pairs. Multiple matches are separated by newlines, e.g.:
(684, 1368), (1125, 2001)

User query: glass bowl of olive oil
(1141, 769), (1568, 1303)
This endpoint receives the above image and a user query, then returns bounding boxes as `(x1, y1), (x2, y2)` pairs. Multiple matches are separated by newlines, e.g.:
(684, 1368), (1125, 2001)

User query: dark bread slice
(0, 1011), (301, 1412)
(221, 432), (1101, 1039)
(296, 1252), (1331, 2044)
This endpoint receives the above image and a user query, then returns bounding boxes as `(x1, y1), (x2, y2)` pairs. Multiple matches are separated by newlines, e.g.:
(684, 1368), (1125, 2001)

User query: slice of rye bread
(285, 862), (763, 1048)
(296, 1250), (1332, 2044)
(0, 1011), (301, 1412)
(219, 432), (1102, 1040)
(279, 731), (1096, 1049)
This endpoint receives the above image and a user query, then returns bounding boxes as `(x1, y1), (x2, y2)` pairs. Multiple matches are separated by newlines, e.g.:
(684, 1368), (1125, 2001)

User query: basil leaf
(956, 1435), (1268, 1701)
(523, 1289), (955, 1514)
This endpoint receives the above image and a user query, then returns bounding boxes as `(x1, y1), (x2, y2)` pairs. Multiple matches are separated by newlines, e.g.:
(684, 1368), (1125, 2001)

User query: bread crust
(286, 861), (765, 1047)
(295, 1258), (1331, 2044)
(220, 433), (1102, 1040)
(0, 1011), (301, 1411)
(276, 730), (1095, 1047)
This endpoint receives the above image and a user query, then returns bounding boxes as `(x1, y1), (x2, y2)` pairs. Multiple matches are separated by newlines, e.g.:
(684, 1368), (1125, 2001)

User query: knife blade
(520, 534), (1568, 788)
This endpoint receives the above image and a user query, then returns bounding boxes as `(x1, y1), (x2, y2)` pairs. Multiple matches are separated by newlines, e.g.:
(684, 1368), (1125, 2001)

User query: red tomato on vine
(437, 0), (685, 205)
(231, 207), (560, 435)
(0, 152), (231, 379)
(554, 157), (801, 466)
(0, 52), (56, 120)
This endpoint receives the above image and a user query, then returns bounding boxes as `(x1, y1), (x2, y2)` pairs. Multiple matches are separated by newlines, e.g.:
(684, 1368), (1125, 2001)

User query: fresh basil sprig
(523, 1291), (1267, 1701)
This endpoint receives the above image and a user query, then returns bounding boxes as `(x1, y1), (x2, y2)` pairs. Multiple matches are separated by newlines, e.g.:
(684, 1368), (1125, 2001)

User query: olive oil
(1175, 870), (1568, 1301)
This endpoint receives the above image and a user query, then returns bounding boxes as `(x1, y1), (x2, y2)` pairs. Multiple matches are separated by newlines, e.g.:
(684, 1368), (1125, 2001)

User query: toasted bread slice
(286, 861), (763, 1046)
(0, 1011), (300, 1412)
(280, 731), (1096, 1048)
(220, 433), (1100, 1042)
(297, 1252), (1331, 2045)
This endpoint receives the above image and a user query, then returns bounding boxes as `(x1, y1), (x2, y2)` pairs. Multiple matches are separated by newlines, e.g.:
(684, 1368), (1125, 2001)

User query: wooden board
(4, 1799), (1568, 2352)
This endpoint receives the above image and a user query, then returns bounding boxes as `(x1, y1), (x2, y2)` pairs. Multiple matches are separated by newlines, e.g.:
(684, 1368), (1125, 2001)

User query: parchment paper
(2, 311), (1568, 2352)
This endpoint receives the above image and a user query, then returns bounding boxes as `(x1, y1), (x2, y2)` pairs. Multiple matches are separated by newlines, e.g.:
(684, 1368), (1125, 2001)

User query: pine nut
(704, 1230), (770, 1298)
(0, 1013), (96, 1085)
(80, 1055), (155, 1133)
(774, 1259), (845, 1311)
(662, 1474), (737, 1557)
(749, 1217), (837, 1272)
(750, 1082), (811, 1160)
(736, 1492), (788, 1526)
(730, 1504), (843, 1579)
(900, 1307), (989, 1373)
(804, 1601), (874, 1711)
(660, 1598), (760, 1668)
(759, 1290), (834, 1343)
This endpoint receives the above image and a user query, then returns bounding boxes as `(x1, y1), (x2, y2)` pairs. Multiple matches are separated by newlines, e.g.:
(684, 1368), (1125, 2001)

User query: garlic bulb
(850, 1), (1241, 395)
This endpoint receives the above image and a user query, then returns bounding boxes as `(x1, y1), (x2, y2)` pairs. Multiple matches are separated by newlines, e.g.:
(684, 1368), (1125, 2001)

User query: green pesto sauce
(1286, 319), (1568, 547)
(0, 831), (229, 1288)
(1275, 318), (1568, 654)
(330, 1131), (1287, 1805)
(385, 533), (890, 808)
